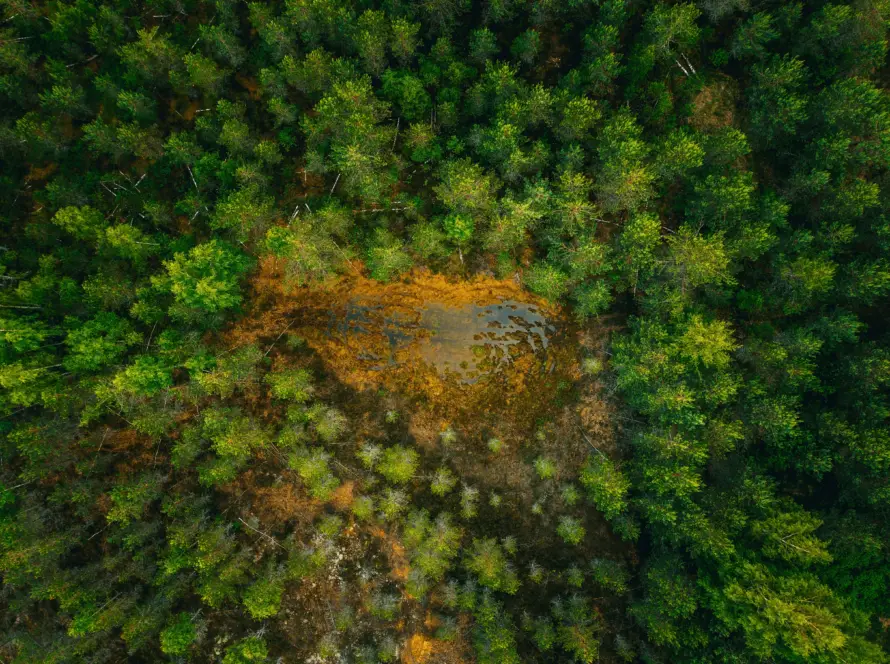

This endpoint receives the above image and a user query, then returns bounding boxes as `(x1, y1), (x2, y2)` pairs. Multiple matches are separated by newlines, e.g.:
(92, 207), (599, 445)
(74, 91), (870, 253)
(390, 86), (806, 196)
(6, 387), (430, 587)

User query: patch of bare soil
(689, 77), (739, 132)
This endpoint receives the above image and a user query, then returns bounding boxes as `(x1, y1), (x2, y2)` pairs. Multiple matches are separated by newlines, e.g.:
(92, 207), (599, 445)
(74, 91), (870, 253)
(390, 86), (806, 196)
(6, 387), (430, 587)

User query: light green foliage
(378, 445), (419, 484)
(195, 408), (270, 485)
(472, 593), (521, 664)
(367, 591), (400, 620)
(379, 488), (408, 521)
(533, 456), (557, 480)
(566, 565), (584, 587)
(750, 503), (831, 566)
(304, 403), (348, 442)
(581, 358), (603, 376)
(557, 96), (601, 142)
(264, 217), (350, 287)
(158, 240), (252, 323)
(431, 467), (458, 496)
(530, 616), (556, 651)
(595, 112), (655, 213)
(579, 455), (629, 521)
(590, 558), (629, 594)
(712, 563), (852, 661)
(222, 636), (268, 664)
(381, 70), (431, 121)
(556, 516), (585, 545)
(211, 185), (275, 243)
(243, 570), (285, 619)
(656, 129), (704, 180)
(644, 3), (701, 59)
(357, 443), (382, 470)
(355, 10), (389, 75)
(287, 546), (327, 581)
(460, 485), (479, 519)
(631, 555), (699, 648)
(193, 345), (263, 398)
(289, 448), (340, 500)
(442, 213), (474, 247)
(304, 77), (396, 201)
(391, 18), (421, 64)
(524, 263), (570, 302)
(467, 538), (520, 594)
(561, 484), (581, 506)
(404, 510), (462, 582)
(351, 495), (374, 520)
(435, 159), (500, 220)
(106, 473), (163, 526)
(102, 224), (159, 263)
(266, 368), (314, 403)
(160, 612), (196, 655)
(552, 595), (602, 664)
(666, 226), (734, 294)
(53, 205), (105, 241)
(440, 426), (458, 446)
(64, 313), (141, 373)
(367, 229), (413, 282)
(111, 355), (173, 398)
(182, 52), (227, 95)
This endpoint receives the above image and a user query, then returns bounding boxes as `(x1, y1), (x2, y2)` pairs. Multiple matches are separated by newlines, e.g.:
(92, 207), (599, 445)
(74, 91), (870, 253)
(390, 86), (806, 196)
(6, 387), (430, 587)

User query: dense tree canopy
(1, 0), (889, 663)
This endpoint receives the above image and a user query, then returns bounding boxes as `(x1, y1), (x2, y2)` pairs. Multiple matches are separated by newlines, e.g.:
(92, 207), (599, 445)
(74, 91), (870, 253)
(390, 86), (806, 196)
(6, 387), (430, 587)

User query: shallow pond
(329, 297), (556, 383)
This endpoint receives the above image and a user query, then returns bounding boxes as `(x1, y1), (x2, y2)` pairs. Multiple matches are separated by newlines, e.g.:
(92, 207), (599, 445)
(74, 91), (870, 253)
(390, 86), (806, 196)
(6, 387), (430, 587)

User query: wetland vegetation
(2, 1), (890, 663)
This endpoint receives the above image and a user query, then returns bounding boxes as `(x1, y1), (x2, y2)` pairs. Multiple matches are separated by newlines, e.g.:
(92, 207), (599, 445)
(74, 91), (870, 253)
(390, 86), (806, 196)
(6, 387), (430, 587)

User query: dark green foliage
(2, 1), (889, 663)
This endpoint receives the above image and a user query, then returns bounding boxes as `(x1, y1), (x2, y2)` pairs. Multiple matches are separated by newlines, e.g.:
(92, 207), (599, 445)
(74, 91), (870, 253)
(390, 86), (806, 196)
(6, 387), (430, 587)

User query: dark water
(327, 298), (556, 382)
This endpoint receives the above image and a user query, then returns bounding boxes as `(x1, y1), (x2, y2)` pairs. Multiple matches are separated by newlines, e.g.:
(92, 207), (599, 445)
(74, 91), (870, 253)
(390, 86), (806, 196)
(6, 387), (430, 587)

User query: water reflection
(327, 298), (555, 383)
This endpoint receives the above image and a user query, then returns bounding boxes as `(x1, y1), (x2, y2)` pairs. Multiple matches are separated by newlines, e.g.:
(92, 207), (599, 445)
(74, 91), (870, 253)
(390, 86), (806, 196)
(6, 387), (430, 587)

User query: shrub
(534, 456), (557, 480)
(243, 571), (285, 619)
(379, 488), (408, 521)
(356, 443), (382, 470)
(467, 538), (520, 594)
(557, 516), (586, 545)
(351, 495), (374, 521)
(378, 445), (419, 484)
(266, 368), (314, 402)
(431, 467), (457, 496)
(222, 636), (268, 664)
(289, 448), (340, 500)
(460, 485), (479, 519)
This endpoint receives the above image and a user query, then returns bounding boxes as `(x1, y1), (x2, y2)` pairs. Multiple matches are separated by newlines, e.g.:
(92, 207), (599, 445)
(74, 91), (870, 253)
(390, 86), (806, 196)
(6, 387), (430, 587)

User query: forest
(1, 0), (890, 662)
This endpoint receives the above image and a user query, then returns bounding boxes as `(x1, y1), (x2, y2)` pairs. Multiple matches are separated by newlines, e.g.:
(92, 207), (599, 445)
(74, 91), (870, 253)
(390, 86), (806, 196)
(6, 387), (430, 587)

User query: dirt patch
(369, 525), (411, 584)
(329, 480), (355, 510)
(689, 77), (738, 132)
(253, 482), (322, 526)
(402, 616), (474, 664)
(236, 74), (261, 100)
(25, 162), (57, 182)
